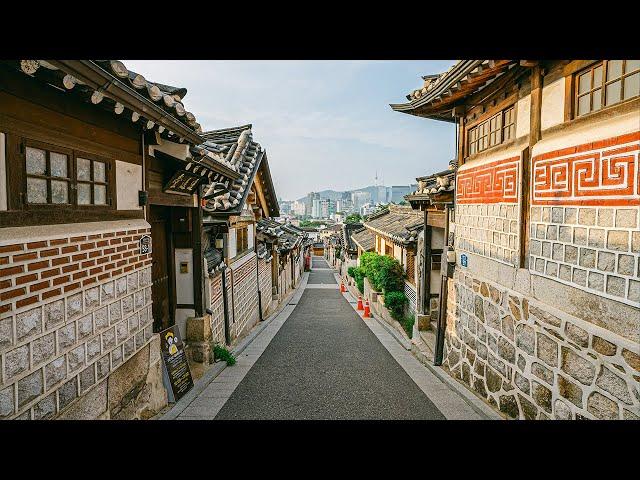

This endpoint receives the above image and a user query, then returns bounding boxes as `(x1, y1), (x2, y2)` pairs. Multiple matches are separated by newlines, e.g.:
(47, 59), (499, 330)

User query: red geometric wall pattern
(456, 156), (520, 204)
(532, 132), (640, 206)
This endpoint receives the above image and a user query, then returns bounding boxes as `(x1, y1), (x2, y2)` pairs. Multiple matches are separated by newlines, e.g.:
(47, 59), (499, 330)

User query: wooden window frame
(568, 60), (640, 120)
(465, 99), (518, 158)
(24, 139), (73, 209)
(233, 225), (250, 259)
(21, 137), (114, 211)
(74, 151), (112, 210)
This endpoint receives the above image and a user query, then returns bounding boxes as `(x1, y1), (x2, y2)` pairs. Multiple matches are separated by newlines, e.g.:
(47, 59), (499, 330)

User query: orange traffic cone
(340, 282), (346, 293)
(363, 300), (370, 318)
(357, 296), (363, 310)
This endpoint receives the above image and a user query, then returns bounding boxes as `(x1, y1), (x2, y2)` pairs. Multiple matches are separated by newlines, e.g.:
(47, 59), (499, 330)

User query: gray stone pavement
(171, 256), (495, 420)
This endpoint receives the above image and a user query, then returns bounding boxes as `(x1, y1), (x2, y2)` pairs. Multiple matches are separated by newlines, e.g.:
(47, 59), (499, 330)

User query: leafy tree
(345, 213), (362, 224)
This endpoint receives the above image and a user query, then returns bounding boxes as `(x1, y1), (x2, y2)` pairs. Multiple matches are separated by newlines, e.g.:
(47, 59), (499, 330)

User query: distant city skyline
(125, 60), (457, 200)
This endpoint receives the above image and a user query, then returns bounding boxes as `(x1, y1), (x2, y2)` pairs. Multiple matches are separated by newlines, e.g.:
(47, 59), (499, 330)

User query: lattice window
(576, 60), (640, 116)
(468, 105), (517, 155)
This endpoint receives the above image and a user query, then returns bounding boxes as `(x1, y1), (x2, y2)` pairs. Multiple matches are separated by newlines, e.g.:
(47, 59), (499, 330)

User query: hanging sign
(460, 253), (468, 268)
(159, 325), (193, 402)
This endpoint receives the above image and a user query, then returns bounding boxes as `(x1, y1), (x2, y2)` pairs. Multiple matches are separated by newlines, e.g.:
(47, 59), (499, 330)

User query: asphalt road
(214, 266), (446, 420)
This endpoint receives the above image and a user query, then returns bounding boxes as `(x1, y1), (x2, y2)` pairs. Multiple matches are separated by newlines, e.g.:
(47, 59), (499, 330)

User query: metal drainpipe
(141, 131), (147, 222)
(221, 233), (231, 346)
(255, 226), (264, 322)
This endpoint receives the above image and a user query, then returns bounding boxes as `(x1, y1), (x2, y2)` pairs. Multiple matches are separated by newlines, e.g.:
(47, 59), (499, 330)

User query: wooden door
(150, 206), (173, 332)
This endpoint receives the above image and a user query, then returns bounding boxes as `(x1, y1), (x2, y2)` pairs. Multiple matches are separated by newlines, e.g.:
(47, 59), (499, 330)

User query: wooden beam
(520, 64), (543, 269)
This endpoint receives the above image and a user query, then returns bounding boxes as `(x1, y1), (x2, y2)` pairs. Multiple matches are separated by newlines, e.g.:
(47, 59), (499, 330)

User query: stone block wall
(444, 269), (640, 420)
(455, 156), (521, 266)
(529, 132), (640, 307)
(230, 252), (259, 341)
(0, 220), (164, 420)
(208, 270), (229, 345)
(258, 256), (272, 318)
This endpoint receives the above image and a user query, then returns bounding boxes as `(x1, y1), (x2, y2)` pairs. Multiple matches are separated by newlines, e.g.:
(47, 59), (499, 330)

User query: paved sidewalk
(171, 256), (494, 420)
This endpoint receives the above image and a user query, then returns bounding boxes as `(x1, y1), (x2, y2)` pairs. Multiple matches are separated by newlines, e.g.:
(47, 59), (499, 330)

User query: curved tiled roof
(351, 227), (375, 252)
(201, 126), (264, 213)
(17, 60), (204, 137)
(363, 204), (423, 246)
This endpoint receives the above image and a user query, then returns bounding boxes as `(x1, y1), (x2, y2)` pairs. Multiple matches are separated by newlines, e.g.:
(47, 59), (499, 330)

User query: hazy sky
(126, 60), (456, 200)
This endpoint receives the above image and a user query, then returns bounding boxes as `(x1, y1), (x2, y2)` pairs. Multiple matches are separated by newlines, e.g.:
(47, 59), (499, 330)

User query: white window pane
(51, 180), (68, 204)
(94, 161), (106, 182)
(77, 158), (91, 181)
(26, 147), (46, 175)
(626, 60), (640, 73)
(50, 152), (68, 178)
(94, 185), (106, 205)
(623, 73), (639, 99)
(578, 72), (591, 94)
(592, 89), (602, 111)
(27, 177), (47, 203)
(577, 94), (590, 116)
(593, 66), (603, 87)
(78, 183), (91, 205)
(605, 81), (621, 105)
(607, 60), (623, 80)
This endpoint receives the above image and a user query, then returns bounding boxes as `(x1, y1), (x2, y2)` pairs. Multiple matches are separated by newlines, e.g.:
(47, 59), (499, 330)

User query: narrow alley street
(165, 257), (493, 420)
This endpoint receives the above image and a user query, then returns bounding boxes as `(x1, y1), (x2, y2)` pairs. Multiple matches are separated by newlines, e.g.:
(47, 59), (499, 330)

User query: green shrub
(357, 252), (405, 294)
(376, 255), (405, 293)
(384, 290), (408, 320)
(347, 266), (357, 278)
(401, 315), (415, 339)
(212, 344), (236, 366)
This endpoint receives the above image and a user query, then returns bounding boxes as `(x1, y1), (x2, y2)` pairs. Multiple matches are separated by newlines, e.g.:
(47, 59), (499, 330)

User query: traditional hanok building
(0, 60), (237, 420)
(258, 220), (306, 298)
(404, 165), (456, 356)
(195, 125), (280, 359)
(350, 225), (375, 257)
(362, 204), (424, 317)
(392, 60), (640, 420)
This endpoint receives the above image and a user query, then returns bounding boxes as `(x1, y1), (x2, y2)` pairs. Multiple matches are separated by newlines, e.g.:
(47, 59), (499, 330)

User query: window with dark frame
(23, 139), (112, 208)
(76, 157), (108, 206)
(25, 145), (71, 205)
(467, 105), (516, 156)
(575, 60), (640, 117)
(236, 225), (249, 257)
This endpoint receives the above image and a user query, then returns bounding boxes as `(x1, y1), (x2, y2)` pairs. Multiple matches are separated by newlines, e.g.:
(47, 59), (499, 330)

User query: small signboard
(159, 325), (193, 402)
(460, 253), (468, 268)
(139, 235), (152, 255)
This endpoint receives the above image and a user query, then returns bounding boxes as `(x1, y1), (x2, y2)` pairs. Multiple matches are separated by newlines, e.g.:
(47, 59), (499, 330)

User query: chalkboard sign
(159, 326), (193, 402)
(140, 235), (152, 255)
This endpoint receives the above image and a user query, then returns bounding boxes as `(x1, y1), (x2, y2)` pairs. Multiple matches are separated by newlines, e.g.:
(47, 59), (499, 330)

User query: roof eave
(50, 60), (203, 145)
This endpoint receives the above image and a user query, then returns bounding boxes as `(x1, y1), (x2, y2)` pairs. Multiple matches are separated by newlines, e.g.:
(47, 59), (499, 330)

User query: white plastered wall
(541, 77), (565, 130)
(534, 107), (640, 157)
(116, 160), (142, 210)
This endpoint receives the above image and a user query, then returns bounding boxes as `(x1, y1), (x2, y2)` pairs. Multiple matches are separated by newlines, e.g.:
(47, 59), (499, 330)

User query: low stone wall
(0, 220), (165, 420)
(258, 257), (272, 318)
(444, 268), (640, 420)
(230, 252), (259, 342)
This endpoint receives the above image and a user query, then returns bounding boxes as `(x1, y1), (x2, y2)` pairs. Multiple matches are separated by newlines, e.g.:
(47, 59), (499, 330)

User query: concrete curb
(158, 272), (309, 420)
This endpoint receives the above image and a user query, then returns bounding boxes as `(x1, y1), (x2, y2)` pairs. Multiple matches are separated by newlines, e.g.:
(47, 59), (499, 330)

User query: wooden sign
(159, 325), (193, 402)
(139, 235), (152, 255)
